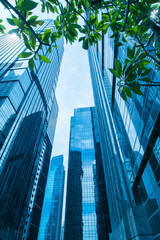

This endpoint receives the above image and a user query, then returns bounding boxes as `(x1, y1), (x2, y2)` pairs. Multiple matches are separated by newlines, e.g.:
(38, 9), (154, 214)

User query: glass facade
(0, 20), (64, 240)
(38, 155), (65, 240)
(64, 107), (111, 240)
(88, 28), (160, 239)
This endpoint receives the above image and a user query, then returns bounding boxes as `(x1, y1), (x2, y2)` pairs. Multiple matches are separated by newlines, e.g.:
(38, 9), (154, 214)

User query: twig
(122, 0), (130, 31)
(102, 0), (111, 22)
(126, 82), (160, 87)
(136, 36), (160, 66)
(136, 33), (154, 47)
(64, 0), (94, 31)
(0, 0), (51, 47)
(35, 43), (42, 54)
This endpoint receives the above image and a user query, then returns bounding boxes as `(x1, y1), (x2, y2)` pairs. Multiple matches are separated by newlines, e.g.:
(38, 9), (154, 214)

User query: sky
(51, 40), (94, 223)
(51, 41), (94, 168)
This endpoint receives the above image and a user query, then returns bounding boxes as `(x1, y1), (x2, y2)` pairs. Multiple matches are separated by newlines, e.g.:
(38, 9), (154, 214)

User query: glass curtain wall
(64, 107), (111, 240)
(38, 155), (65, 240)
(0, 20), (64, 240)
(88, 26), (160, 239)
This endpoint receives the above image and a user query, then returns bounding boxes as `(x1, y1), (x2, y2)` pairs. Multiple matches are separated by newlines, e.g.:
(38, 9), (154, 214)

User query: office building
(0, 20), (64, 240)
(38, 155), (65, 240)
(88, 28), (160, 239)
(64, 107), (111, 240)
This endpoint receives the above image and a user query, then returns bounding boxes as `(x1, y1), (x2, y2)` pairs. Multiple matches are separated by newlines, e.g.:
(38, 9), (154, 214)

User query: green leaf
(108, 68), (120, 78)
(12, 15), (20, 27)
(16, 0), (38, 11)
(90, 17), (97, 26)
(122, 36), (127, 42)
(54, 6), (59, 13)
(124, 86), (132, 98)
(0, 24), (6, 32)
(29, 57), (34, 71)
(70, 24), (81, 30)
(37, 20), (44, 26)
(22, 33), (32, 51)
(51, 32), (57, 43)
(29, 31), (36, 49)
(41, 2), (45, 12)
(0, 20), (3, 23)
(102, 23), (109, 32)
(8, 28), (19, 34)
(115, 58), (122, 75)
(48, 2), (55, 13)
(28, 16), (40, 27)
(18, 52), (33, 58)
(115, 42), (123, 47)
(82, 38), (89, 50)
(137, 52), (147, 60)
(135, 47), (141, 58)
(34, 55), (37, 60)
(38, 55), (51, 63)
(67, 27), (78, 37)
(140, 59), (151, 65)
(0, 24), (5, 29)
(49, 46), (52, 53)
(43, 29), (52, 40)
(140, 77), (151, 82)
(127, 47), (134, 59)
(119, 88), (127, 101)
(7, 18), (15, 26)
(129, 84), (143, 95)
(28, 15), (38, 22)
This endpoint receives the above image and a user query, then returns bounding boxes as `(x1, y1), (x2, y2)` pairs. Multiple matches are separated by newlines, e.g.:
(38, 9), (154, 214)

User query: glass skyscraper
(38, 155), (65, 240)
(88, 28), (160, 239)
(0, 20), (64, 240)
(64, 107), (111, 240)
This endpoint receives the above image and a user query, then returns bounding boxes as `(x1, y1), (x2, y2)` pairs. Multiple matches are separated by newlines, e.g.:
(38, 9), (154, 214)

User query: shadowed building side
(0, 20), (64, 240)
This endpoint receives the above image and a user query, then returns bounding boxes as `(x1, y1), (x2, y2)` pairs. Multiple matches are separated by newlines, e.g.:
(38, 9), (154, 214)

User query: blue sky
(52, 41), (94, 168)
(51, 40), (94, 223)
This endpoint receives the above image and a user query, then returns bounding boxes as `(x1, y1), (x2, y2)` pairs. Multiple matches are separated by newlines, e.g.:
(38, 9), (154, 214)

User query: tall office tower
(38, 155), (65, 240)
(64, 107), (111, 240)
(0, 20), (64, 240)
(88, 28), (160, 239)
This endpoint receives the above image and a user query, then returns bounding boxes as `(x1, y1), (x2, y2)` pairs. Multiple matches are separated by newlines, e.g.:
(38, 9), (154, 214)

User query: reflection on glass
(64, 107), (111, 240)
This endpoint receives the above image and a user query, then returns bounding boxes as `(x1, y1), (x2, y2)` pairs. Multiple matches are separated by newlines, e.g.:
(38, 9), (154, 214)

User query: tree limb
(64, 0), (93, 31)
(126, 82), (160, 87)
(136, 36), (160, 66)
(0, 0), (51, 47)
(122, 0), (130, 31)
(136, 33), (154, 47)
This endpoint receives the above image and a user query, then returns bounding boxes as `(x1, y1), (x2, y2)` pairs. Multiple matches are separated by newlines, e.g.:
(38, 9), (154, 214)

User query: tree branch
(64, 0), (93, 31)
(102, 0), (112, 22)
(136, 33), (154, 47)
(0, 0), (50, 47)
(126, 82), (160, 87)
(122, 0), (130, 31)
(136, 36), (160, 66)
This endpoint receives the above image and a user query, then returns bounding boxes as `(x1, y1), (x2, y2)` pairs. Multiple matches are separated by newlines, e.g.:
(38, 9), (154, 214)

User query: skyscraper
(88, 28), (160, 239)
(38, 155), (65, 240)
(0, 20), (64, 240)
(64, 107), (111, 240)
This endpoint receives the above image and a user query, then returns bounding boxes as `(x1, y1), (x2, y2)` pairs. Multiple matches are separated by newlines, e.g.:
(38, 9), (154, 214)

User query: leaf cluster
(1, 0), (160, 100)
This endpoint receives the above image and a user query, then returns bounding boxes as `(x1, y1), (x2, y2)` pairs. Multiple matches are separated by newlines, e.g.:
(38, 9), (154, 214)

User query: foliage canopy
(0, 0), (160, 100)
